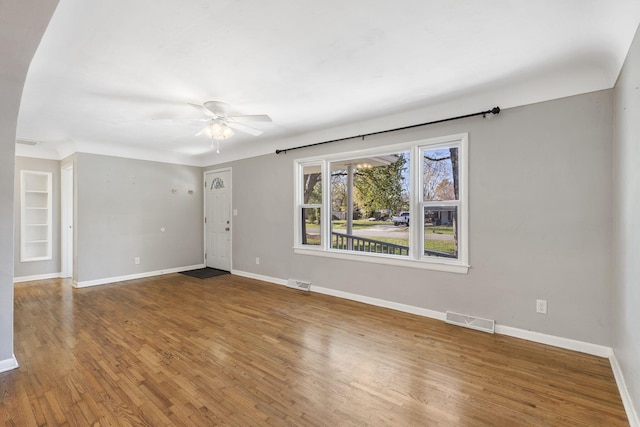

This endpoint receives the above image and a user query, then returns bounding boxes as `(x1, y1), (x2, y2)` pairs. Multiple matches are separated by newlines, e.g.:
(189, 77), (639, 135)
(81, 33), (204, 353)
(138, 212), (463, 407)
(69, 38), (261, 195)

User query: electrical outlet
(536, 299), (547, 314)
(134, 257), (141, 265)
(255, 257), (260, 265)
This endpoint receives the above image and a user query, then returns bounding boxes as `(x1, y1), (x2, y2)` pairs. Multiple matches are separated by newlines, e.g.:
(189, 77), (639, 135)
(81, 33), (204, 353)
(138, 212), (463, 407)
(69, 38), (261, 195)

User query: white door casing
(61, 165), (74, 278)
(205, 169), (231, 271)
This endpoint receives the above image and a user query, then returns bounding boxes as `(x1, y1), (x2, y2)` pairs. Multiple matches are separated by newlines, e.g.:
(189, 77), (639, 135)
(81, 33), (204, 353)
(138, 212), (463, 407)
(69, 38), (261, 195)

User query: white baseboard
(14, 272), (62, 283)
(315, 285), (611, 357)
(610, 351), (640, 427)
(74, 264), (205, 288)
(494, 324), (612, 358)
(232, 270), (611, 357)
(235, 269), (639, 425)
(230, 269), (288, 286)
(311, 285), (446, 321)
(0, 355), (19, 373)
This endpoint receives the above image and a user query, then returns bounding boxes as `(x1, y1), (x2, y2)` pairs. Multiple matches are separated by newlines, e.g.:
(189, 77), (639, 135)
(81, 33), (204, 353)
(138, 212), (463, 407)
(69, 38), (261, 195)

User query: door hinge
(204, 217), (207, 223)
(204, 252), (207, 259)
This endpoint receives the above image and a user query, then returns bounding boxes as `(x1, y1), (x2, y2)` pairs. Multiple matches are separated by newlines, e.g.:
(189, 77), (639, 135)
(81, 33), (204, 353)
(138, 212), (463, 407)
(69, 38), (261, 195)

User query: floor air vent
(445, 311), (495, 334)
(286, 279), (311, 291)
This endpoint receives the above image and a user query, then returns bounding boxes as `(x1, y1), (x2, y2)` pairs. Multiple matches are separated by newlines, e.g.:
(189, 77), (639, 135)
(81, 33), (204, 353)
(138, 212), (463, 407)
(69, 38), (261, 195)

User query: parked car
(392, 211), (410, 226)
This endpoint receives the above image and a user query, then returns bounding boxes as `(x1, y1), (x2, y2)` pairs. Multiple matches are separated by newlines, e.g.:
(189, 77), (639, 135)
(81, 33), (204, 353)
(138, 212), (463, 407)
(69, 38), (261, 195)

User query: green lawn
(364, 236), (456, 255)
(303, 234), (321, 245)
(305, 221), (456, 255)
(424, 225), (454, 235)
(331, 220), (390, 230)
(424, 240), (456, 254)
(306, 235), (455, 255)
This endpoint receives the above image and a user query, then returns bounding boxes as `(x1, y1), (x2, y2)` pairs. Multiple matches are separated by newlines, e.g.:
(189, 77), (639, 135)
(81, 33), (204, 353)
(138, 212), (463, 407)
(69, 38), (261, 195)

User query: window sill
(293, 247), (469, 274)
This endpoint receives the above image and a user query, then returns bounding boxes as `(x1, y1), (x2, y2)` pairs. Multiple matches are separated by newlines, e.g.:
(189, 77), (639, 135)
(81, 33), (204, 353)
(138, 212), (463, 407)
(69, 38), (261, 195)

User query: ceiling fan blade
(227, 121), (263, 136)
(189, 103), (217, 118)
(153, 116), (209, 121)
(195, 125), (209, 137)
(227, 114), (272, 123)
(203, 101), (231, 116)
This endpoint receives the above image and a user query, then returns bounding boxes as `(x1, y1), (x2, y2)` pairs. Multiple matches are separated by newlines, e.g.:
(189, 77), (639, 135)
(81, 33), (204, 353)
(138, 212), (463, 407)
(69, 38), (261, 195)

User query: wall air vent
(445, 311), (495, 334)
(286, 279), (311, 291)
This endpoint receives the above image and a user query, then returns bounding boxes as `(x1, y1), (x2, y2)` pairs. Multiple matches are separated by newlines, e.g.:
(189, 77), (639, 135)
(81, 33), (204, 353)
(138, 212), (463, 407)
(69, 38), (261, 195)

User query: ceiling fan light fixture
(221, 124), (234, 139)
(208, 120), (234, 140)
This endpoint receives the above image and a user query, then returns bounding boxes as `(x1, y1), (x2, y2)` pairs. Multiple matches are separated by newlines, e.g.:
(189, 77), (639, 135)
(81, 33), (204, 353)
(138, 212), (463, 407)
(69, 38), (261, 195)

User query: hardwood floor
(1, 274), (628, 426)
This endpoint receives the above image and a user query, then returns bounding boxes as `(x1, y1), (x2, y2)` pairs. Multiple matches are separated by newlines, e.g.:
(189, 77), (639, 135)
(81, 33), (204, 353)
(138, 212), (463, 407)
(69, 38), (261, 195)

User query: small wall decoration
(211, 177), (225, 190)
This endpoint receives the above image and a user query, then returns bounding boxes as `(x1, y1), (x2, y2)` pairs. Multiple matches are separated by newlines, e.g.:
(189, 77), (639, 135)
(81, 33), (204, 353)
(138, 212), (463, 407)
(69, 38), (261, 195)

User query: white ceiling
(15, 0), (640, 166)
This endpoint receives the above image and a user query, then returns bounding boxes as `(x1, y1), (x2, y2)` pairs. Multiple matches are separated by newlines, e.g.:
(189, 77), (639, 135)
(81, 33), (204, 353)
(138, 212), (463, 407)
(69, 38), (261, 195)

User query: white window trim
(293, 133), (469, 274)
(296, 161), (323, 247)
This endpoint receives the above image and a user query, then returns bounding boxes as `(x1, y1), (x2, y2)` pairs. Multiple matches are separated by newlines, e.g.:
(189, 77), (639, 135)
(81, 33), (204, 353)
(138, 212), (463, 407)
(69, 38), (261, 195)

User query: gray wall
(75, 153), (204, 283)
(613, 24), (640, 421)
(13, 156), (61, 278)
(0, 0), (58, 364)
(210, 90), (614, 346)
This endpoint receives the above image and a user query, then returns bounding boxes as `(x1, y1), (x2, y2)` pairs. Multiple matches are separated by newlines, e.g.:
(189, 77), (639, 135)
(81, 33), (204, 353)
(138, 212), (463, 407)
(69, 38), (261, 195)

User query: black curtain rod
(275, 106), (500, 155)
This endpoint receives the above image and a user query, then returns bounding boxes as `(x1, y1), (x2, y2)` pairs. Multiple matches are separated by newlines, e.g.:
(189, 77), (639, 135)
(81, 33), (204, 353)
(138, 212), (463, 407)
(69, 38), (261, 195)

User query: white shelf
(21, 171), (52, 262)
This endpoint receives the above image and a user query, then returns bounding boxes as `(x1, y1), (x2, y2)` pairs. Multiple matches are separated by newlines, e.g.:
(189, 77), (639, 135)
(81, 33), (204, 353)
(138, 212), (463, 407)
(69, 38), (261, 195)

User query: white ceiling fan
(188, 101), (271, 145)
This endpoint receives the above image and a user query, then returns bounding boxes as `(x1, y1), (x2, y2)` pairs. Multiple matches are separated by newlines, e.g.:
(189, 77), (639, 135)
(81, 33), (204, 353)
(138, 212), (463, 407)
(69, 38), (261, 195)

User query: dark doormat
(180, 268), (230, 279)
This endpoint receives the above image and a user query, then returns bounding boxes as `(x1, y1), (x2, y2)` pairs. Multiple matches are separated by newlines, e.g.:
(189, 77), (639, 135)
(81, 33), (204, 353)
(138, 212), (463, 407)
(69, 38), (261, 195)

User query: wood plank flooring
(1, 274), (628, 426)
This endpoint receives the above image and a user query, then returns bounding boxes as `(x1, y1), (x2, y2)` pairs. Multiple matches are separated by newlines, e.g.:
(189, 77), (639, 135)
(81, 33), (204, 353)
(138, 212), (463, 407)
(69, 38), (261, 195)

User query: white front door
(205, 170), (231, 271)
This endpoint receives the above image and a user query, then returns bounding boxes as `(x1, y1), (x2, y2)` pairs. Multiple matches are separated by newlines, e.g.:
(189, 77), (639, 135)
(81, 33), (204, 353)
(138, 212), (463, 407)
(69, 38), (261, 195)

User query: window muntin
(294, 134), (468, 273)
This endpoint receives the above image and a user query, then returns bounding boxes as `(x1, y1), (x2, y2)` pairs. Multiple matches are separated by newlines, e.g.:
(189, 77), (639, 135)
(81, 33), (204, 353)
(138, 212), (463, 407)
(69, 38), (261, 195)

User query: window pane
(424, 206), (458, 258)
(301, 207), (321, 245)
(330, 152), (410, 256)
(302, 165), (322, 204)
(423, 147), (458, 201)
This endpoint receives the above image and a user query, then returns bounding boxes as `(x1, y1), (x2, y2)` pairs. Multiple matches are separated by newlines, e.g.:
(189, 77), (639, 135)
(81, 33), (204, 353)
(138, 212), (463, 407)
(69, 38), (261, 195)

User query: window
(421, 144), (462, 260)
(299, 163), (322, 246)
(294, 134), (468, 273)
(330, 152), (410, 255)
